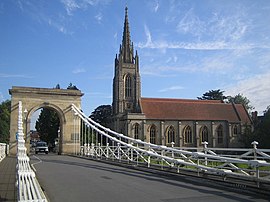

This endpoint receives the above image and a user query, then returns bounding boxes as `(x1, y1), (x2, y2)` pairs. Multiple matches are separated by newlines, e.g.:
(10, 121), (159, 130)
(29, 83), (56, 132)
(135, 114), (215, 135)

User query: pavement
(0, 156), (17, 202)
(31, 154), (270, 202)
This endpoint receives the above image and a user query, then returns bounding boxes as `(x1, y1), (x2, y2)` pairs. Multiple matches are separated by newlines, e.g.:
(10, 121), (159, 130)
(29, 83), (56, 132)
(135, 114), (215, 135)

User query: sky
(1, 0), (270, 120)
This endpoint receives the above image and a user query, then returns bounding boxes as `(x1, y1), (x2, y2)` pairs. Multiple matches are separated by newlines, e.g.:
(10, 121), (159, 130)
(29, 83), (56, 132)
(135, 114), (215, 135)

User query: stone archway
(9, 86), (84, 155)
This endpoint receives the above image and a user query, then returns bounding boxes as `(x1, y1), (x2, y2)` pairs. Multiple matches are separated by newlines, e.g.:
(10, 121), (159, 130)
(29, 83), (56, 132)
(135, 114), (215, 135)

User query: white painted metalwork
(17, 101), (47, 202)
(0, 142), (6, 162)
(71, 104), (270, 187)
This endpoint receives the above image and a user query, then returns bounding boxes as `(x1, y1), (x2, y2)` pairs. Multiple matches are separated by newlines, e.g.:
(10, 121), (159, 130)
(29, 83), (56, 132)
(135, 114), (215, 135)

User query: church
(111, 7), (252, 148)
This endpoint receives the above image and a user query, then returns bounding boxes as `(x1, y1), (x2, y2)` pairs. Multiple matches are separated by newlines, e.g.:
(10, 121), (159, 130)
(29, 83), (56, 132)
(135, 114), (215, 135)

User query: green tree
(240, 123), (254, 147)
(241, 106), (270, 148)
(89, 105), (112, 145)
(90, 105), (112, 127)
(35, 108), (60, 144)
(197, 89), (226, 101)
(228, 93), (254, 112)
(252, 107), (270, 148)
(0, 100), (11, 143)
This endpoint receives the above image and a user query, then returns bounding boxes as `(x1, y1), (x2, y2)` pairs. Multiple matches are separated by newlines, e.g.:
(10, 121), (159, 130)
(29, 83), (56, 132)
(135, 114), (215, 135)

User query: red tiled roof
(234, 104), (252, 124)
(140, 97), (251, 123)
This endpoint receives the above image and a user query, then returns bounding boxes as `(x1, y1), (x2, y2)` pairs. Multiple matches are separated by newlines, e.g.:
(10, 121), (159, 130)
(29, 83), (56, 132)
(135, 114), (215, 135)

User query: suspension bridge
(1, 101), (270, 201)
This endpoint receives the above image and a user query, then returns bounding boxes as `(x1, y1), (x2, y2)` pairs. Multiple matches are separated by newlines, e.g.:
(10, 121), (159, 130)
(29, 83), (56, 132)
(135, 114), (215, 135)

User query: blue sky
(1, 0), (270, 118)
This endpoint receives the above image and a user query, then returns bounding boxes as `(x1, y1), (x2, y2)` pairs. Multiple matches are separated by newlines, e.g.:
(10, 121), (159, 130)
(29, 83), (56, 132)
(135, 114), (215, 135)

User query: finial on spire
(125, 5), (128, 19)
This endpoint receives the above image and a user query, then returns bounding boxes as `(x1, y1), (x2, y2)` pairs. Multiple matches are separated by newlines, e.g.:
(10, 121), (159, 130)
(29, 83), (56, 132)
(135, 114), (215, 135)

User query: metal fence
(71, 104), (270, 188)
(17, 101), (47, 202)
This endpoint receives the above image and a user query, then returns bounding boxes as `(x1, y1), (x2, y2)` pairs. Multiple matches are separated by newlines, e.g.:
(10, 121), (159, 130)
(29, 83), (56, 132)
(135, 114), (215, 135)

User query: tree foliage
(198, 90), (253, 113)
(35, 108), (60, 144)
(197, 89), (226, 101)
(251, 107), (270, 148)
(90, 105), (112, 127)
(0, 100), (11, 143)
(241, 106), (270, 148)
(228, 93), (254, 112)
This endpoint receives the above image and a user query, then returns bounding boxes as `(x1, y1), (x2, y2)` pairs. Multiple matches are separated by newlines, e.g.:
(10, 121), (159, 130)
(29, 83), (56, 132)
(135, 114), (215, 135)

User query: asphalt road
(30, 154), (269, 202)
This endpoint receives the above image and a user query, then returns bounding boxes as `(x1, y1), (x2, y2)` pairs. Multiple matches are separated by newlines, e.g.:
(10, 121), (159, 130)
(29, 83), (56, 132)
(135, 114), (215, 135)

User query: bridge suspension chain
(71, 104), (270, 188)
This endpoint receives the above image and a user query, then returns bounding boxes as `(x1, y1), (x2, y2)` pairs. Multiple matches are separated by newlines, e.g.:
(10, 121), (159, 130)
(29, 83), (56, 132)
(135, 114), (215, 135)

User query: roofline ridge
(141, 97), (223, 103)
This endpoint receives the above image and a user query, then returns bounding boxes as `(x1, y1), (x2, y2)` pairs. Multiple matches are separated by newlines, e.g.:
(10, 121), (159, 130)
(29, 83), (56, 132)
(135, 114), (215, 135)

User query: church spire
(121, 6), (134, 63)
(112, 6), (142, 119)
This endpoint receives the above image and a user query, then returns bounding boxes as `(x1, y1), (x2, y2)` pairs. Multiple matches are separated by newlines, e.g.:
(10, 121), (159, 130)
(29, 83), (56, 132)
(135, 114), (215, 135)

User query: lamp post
(23, 108), (28, 153)
(57, 128), (60, 154)
(23, 109), (28, 137)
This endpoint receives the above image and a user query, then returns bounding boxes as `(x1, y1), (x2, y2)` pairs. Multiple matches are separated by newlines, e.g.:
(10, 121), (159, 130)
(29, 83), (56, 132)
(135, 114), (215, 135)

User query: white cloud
(165, 56), (178, 63)
(15, 1), (72, 35)
(177, 8), (205, 37)
(224, 72), (270, 115)
(0, 92), (3, 102)
(208, 11), (249, 42)
(16, 0), (24, 12)
(173, 56), (178, 63)
(138, 39), (254, 51)
(147, 0), (159, 13)
(154, 1), (159, 12)
(61, 0), (80, 16)
(143, 24), (153, 47)
(15, 0), (110, 35)
(140, 47), (261, 82)
(46, 16), (71, 34)
(84, 92), (112, 99)
(138, 21), (255, 50)
(137, 4), (270, 52)
(199, 54), (234, 73)
(72, 68), (86, 74)
(142, 71), (172, 77)
(83, 0), (110, 7)
(0, 73), (33, 78)
(174, 5), (250, 44)
(61, 0), (110, 15)
(159, 85), (184, 92)
(95, 12), (103, 23)
(57, 25), (71, 34)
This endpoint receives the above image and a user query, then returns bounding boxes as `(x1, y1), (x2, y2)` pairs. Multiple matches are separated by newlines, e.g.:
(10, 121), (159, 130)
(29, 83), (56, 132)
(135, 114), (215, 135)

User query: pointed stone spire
(121, 6), (134, 63)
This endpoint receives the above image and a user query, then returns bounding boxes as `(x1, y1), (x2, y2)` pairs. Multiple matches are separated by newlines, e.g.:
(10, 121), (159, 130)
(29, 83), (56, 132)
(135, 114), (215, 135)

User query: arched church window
(200, 126), (208, 143)
(217, 125), (223, 144)
(125, 74), (132, 98)
(233, 125), (238, 136)
(183, 125), (192, 144)
(167, 126), (175, 144)
(134, 123), (139, 139)
(150, 125), (156, 144)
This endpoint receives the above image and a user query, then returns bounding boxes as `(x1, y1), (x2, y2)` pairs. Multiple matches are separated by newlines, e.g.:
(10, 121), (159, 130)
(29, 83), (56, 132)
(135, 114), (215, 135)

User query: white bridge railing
(17, 101), (47, 202)
(0, 142), (7, 162)
(71, 104), (270, 188)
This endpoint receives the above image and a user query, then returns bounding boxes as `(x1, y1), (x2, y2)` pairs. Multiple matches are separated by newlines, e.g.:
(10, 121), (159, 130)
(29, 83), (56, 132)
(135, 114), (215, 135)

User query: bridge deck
(30, 154), (268, 202)
(0, 156), (17, 201)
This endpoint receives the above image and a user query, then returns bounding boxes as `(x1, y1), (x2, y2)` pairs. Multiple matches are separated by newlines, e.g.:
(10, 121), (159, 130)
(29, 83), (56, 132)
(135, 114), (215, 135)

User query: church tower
(112, 7), (142, 132)
(112, 7), (141, 116)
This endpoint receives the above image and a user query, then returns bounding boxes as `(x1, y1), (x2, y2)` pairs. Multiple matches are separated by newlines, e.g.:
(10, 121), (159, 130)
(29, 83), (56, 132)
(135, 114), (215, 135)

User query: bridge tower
(9, 86), (83, 155)
(112, 7), (144, 133)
